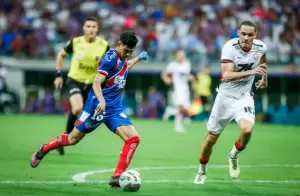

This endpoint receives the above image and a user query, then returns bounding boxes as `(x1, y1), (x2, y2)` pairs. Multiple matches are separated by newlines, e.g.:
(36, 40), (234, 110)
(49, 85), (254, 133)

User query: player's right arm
(93, 50), (117, 114)
(221, 62), (266, 82)
(54, 39), (73, 89)
(161, 63), (173, 85)
(220, 41), (266, 81)
(93, 73), (106, 114)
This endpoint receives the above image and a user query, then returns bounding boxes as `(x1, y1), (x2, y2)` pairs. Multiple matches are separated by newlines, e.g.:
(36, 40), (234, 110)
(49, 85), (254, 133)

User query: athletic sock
(113, 136), (140, 176)
(65, 113), (78, 134)
(229, 141), (246, 158)
(42, 134), (70, 153)
(175, 112), (184, 131)
(198, 157), (209, 174)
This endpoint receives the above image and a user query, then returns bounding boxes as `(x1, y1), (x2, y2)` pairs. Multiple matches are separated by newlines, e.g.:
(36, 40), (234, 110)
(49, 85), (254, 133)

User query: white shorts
(207, 92), (255, 135)
(172, 90), (191, 109)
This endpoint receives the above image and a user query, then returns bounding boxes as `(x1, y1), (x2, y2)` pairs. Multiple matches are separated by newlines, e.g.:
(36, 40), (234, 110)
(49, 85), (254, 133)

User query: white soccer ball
(119, 169), (141, 192)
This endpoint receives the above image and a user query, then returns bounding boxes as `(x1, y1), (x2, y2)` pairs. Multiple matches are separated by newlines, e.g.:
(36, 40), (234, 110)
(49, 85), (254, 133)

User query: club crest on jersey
(253, 52), (260, 60)
(95, 56), (100, 61)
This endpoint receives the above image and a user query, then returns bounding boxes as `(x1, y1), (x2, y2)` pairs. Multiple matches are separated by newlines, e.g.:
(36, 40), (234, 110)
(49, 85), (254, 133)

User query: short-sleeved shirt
(218, 38), (267, 96)
(164, 60), (191, 92)
(65, 36), (109, 84)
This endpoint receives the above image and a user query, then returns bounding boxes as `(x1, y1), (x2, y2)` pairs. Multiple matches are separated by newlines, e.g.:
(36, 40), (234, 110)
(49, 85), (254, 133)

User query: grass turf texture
(0, 115), (299, 196)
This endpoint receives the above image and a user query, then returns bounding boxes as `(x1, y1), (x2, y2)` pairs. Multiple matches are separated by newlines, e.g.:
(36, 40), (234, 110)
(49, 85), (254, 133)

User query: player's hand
(259, 63), (267, 71)
(252, 66), (267, 76)
(138, 51), (148, 61)
(164, 77), (172, 85)
(96, 100), (106, 115)
(255, 79), (267, 89)
(54, 77), (63, 89)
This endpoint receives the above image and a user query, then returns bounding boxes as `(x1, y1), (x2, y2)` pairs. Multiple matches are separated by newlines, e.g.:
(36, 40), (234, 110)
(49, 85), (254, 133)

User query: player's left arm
(256, 53), (268, 89)
(128, 51), (148, 69)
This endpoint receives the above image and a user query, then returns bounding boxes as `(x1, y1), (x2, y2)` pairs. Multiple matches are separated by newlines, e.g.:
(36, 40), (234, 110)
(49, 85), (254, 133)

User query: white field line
(1, 164), (300, 185)
(1, 180), (300, 184)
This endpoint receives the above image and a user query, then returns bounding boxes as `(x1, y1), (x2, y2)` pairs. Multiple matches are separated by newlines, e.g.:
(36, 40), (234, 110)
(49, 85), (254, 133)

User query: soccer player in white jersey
(161, 49), (192, 132)
(194, 21), (268, 184)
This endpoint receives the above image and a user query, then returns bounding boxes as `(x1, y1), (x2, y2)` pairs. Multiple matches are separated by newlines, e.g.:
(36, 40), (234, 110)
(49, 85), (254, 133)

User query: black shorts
(66, 78), (92, 102)
(200, 96), (209, 105)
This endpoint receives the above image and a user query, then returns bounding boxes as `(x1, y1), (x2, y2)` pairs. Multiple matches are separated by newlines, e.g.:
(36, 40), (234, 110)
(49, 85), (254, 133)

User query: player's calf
(194, 132), (219, 184)
(30, 128), (85, 168)
(113, 126), (140, 177)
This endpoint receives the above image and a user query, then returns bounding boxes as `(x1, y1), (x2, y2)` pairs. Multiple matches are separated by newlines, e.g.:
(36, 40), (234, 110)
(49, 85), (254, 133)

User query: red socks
(42, 134), (70, 153)
(113, 136), (140, 176)
(200, 157), (210, 164)
(235, 140), (246, 151)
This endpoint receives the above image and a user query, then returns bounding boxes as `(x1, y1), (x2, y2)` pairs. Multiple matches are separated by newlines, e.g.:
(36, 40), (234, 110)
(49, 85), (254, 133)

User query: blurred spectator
(192, 66), (212, 118)
(0, 0), (298, 68)
(147, 86), (165, 118)
(40, 88), (56, 114)
(24, 92), (39, 113)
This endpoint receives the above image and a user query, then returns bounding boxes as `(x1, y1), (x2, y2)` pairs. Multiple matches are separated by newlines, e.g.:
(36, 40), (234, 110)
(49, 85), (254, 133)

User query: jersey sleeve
(98, 50), (117, 76)
(220, 41), (234, 63)
(63, 39), (73, 54)
(164, 62), (175, 73)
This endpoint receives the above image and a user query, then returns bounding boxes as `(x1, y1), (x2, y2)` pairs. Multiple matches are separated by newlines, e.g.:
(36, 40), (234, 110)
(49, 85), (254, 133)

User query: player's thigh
(174, 91), (190, 110)
(66, 79), (85, 113)
(234, 96), (255, 132)
(70, 94), (84, 112)
(234, 96), (255, 124)
(105, 112), (135, 141)
(206, 93), (236, 135)
(75, 96), (106, 134)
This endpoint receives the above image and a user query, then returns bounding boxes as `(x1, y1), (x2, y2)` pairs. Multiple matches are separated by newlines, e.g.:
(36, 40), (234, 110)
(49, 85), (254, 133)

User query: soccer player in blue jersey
(30, 32), (148, 187)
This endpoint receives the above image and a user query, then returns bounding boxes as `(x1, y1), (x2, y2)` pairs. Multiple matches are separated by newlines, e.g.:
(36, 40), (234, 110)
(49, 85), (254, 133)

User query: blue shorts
(75, 96), (132, 133)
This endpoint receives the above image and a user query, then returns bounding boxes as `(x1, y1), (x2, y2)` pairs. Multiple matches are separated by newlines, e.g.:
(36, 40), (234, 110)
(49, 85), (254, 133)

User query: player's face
(238, 25), (257, 52)
(83, 21), (98, 39)
(117, 41), (134, 59)
(175, 50), (186, 63)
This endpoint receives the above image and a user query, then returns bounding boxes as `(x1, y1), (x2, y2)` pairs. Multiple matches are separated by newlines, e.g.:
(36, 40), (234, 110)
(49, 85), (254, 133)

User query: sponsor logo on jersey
(114, 75), (126, 88)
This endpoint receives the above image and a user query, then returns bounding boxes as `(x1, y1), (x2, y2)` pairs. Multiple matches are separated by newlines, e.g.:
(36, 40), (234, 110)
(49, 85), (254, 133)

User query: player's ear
(116, 41), (122, 48)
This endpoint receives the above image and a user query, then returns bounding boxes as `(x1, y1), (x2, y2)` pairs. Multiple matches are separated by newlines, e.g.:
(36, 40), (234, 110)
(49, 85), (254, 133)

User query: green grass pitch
(0, 115), (299, 196)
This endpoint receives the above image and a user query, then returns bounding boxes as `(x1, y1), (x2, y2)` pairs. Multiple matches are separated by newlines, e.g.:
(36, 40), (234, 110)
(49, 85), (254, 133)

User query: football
(119, 170), (141, 192)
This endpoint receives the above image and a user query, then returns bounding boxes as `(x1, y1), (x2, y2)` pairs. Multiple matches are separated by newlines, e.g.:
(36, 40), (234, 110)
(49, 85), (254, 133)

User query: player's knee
(205, 132), (219, 145)
(68, 136), (81, 145)
(239, 124), (253, 136)
(72, 104), (83, 116)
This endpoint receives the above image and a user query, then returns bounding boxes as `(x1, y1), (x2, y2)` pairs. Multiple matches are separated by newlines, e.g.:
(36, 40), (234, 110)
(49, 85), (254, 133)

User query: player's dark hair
(238, 20), (257, 32)
(84, 17), (98, 25)
(120, 31), (138, 49)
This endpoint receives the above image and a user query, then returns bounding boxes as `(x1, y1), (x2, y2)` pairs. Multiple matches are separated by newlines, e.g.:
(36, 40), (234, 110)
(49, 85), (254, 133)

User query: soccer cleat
(30, 145), (48, 168)
(193, 172), (207, 184)
(109, 176), (120, 188)
(57, 147), (65, 156)
(228, 157), (240, 178)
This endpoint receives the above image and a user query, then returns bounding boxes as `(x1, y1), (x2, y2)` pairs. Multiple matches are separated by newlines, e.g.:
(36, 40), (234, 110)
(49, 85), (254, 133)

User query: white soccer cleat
(193, 173), (207, 184)
(228, 157), (240, 178)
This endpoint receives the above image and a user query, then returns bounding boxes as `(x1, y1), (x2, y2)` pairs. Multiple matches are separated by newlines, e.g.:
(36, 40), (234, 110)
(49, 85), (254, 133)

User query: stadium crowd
(0, 0), (299, 67)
